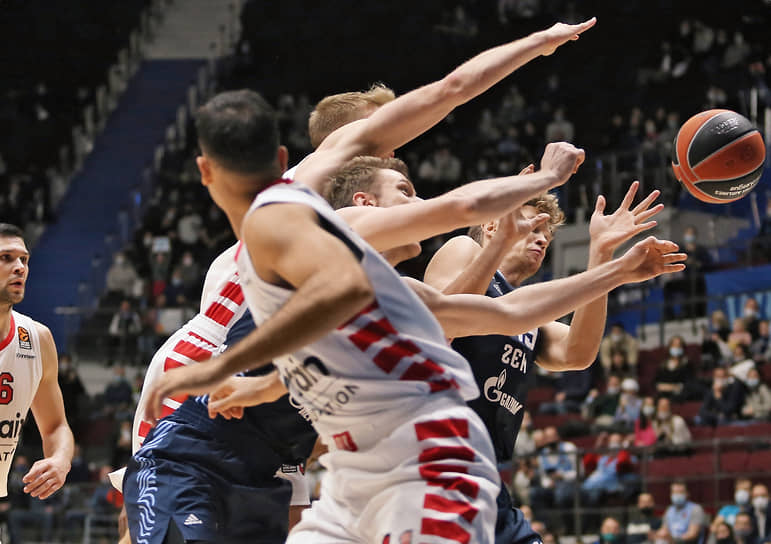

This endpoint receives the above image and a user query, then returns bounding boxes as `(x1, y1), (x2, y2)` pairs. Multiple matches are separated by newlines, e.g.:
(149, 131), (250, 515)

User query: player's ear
(352, 191), (377, 207)
(277, 145), (289, 173)
(483, 220), (498, 239)
(197, 156), (213, 186)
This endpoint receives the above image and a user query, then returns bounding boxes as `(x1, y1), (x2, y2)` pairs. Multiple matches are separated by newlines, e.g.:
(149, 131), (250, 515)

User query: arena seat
(719, 450), (750, 472)
(674, 401), (702, 423)
(527, 386), (556, 411)
(747, 449), (771, 471)
(689, 426), (714, 442)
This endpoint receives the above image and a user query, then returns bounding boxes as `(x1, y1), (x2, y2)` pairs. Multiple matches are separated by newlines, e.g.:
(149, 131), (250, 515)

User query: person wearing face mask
(742, 299), (762, 341)
(529, 426), (578, 513)
(594, 516), (625, 544)
(585, 375), (623, 430)
(656, 336), (700, 401)
(657, 481), (707, 544)
(615, 378), (643, 432)
(652, 397), (692, 455)
(106, 251), (139, 299)
(697, 367), (745, 426)
(717, 479), (754, 527)
(600, 323), (639, 375)
(750, 321), (770, 364)
(750, 484), (771, 540)
(741, 368), (771, 420)
(627, 493), (662, 544)
(633, 396), (658, 447)
(709, 520), (737, 544)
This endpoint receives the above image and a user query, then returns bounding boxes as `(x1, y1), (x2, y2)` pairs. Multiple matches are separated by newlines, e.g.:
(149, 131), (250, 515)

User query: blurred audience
(657, 480), (708, 544)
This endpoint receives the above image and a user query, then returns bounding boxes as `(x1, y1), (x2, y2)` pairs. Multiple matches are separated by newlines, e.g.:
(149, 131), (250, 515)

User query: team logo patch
(17, 327), (31, 350)
(281, 464), (298, 474)
(183, 513), (203, 526)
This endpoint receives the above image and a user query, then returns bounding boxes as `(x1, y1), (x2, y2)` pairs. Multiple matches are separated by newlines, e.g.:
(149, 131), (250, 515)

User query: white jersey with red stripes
(236, 181), (480, 444)
(132, 246), (246, 453)
(0, 311), (43, 497)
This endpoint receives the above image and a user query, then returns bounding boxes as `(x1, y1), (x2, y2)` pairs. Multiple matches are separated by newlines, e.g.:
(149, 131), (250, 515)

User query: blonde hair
(308, 83), (396, 148)
(468, 192), (566, 244)
(324, 156), (410, 209)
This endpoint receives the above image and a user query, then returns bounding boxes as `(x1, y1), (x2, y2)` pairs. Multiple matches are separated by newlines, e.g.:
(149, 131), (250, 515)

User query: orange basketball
(671, 109), (766, 203)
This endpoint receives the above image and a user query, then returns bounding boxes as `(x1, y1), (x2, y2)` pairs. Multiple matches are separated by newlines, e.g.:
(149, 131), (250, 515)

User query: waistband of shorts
(316, 391), (466, 452)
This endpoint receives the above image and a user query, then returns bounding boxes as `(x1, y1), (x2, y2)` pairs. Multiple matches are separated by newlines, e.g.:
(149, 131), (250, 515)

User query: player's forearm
(448, 171), (559, 226)
(439, 237), (510, 296)
(203, 271), (374, 382)
(440, 259), (626, 338)
(41, 423), (74, 467)
(558, 244), (614, 369)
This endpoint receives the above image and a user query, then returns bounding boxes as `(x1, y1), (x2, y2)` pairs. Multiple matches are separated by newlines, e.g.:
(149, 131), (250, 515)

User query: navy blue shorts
(497, 485), (543, 544)
(124, 419), (292, 544)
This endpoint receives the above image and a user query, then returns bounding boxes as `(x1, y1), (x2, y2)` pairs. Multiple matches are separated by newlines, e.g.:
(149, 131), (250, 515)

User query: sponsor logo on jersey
(280, 464), (298, 474)
(184, 513), (203, 526)
(483, 370), (523, 417)
(15, 353), (34, 359)
(0, 413), (24, 439)
(284, 355), (360, 421)
(17, 327), (31, 350)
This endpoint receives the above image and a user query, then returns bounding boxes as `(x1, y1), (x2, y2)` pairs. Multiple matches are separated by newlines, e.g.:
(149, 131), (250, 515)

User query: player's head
(325, 156), (417, 209)
(0, 223), (29, 307)
(468, 193), (565, 285)
(308, 84), (395, 149)
(195, 89), (288, 204)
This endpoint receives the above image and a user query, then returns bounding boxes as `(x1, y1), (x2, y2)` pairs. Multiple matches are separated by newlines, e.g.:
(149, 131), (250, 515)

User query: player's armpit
(423, 236), (484, 294)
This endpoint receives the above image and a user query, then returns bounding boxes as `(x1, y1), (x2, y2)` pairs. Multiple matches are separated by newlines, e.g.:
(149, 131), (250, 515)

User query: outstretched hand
(590, 181), (664, 256)
(619, 236), (687, 283)
(495, 207), (551, 245)
(539, 17), (597, 56)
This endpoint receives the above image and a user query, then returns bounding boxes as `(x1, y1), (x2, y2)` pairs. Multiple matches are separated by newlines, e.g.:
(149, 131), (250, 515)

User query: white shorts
(288, 395), (499, 543)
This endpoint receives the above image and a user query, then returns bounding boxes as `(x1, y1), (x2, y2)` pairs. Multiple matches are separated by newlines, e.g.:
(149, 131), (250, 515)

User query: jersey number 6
(0, 373), (13, 405)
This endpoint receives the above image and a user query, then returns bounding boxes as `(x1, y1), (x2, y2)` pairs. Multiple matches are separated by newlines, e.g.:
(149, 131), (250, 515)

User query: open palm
(590, 181), (664, 255)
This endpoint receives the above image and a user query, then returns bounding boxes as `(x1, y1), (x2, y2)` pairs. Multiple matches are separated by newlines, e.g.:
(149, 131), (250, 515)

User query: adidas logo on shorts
(184, 514), (203, 526)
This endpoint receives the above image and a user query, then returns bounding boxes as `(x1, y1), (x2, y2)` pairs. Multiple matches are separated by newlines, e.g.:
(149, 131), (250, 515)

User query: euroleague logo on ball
(672, 109), (766, 203)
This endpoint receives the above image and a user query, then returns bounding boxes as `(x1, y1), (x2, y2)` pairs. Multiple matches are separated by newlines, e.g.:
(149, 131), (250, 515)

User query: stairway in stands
(18, 0), (236, 352)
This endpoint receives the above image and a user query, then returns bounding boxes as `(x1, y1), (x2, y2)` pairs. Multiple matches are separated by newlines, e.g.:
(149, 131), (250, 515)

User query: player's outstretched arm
(406, 237), (684, 339)
(338, 147), (579, 253)
(297, 19), (596, 191)
(143, 204), (375, 424)
(537, 182), (663, 371)
(26, 323), (74, 499)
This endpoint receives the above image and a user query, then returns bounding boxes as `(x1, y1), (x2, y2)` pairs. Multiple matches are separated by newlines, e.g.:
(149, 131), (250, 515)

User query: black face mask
(717, 538), (734, 544)
(546, 442), (559, 451)
(640, 507), (654, 517)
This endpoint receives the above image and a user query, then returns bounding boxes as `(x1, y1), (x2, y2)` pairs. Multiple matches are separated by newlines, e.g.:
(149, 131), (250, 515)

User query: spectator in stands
(7, 455), (57, 544)
(176, 203), (204, 253)
(703, 311), (734, 368)
(615, 378), (643, 432)
(600, 323), (640, 374)
(108, 299), (141, 365)
(530, 427), (578, 511)
(584, 375), (622, 430)
(657, 480), (708, 544)
(539, 369), (593, 415)
(531, 520), (548, 539)
(150, 248), (171, 298)
(730, 344), (757, 384)
(656, 336), (700, 401)
(741, 367), (771, 420)
(105, 252), (138, 299)
(513, 458), (538, 507)
(697, 366), (745, 426)
(545, 107), (575, 143)
(743, 299), (763, 340)
(607, 349), (636, 379)
(627, 492), (662, 544)
(662, 225), (711, 319)
(163, 268), (187, 304)
(67, 443), (91, 484)
(750, 321), (770, 363)
(594, 516), (625, 544)
(652, 397), (692, 454)
(102, 365), (133, 418)
(709, 519), (737, 544)
(633, 396), (658, 447)
(58, 353), (86, 438)
(515, 411), (538, 457)
(176, 250), (201, 299)
(581, 432), (640, 506)
(543, 531), (560, 544)
(734, 512), (758, 544)
(729, 318), (754, 350)
(750, 484), (771, 540)
(718, 478), (754, 527)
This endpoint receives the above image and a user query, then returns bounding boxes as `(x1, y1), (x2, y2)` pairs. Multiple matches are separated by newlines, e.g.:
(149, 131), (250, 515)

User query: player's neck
(0, 306), (12, 341)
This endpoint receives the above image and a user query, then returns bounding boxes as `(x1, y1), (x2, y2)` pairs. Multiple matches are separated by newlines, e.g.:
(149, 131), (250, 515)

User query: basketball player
(141, 83), (686, 544)
(423, 181), (662, 543)
(0, 223), (73, 501)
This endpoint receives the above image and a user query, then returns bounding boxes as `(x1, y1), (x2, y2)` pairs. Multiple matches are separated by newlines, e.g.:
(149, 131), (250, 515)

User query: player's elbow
(338, 268), (376, 309)
(439, 71), (474, 104)
(449, 195), (481, 227)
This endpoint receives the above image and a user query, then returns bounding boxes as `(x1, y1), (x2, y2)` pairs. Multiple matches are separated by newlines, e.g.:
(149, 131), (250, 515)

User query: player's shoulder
(13, 311), (51, 340)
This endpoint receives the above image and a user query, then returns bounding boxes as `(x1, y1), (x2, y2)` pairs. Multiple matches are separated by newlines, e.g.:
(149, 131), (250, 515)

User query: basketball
(671, 109), (766, 203)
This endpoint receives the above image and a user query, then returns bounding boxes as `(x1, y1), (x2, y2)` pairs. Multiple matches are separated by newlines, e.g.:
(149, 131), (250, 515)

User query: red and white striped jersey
(0, 311), (43, 497)
(236, 181), (479, 444)
(132, 245), (247, 452)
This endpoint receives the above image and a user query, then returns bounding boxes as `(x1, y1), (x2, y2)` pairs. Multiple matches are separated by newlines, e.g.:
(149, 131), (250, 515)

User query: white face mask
(642, 405), (655, 417)
(736, 489), (750, 505)
(754, 496), (769, 511)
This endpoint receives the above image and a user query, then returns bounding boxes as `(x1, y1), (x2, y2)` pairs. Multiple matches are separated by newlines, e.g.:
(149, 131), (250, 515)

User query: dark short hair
(0, 223), (24, 242)
(195, 89), (279, 174)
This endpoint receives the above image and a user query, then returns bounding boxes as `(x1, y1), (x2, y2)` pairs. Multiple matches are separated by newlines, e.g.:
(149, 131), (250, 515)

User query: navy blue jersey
(451, 271), (539, 461)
